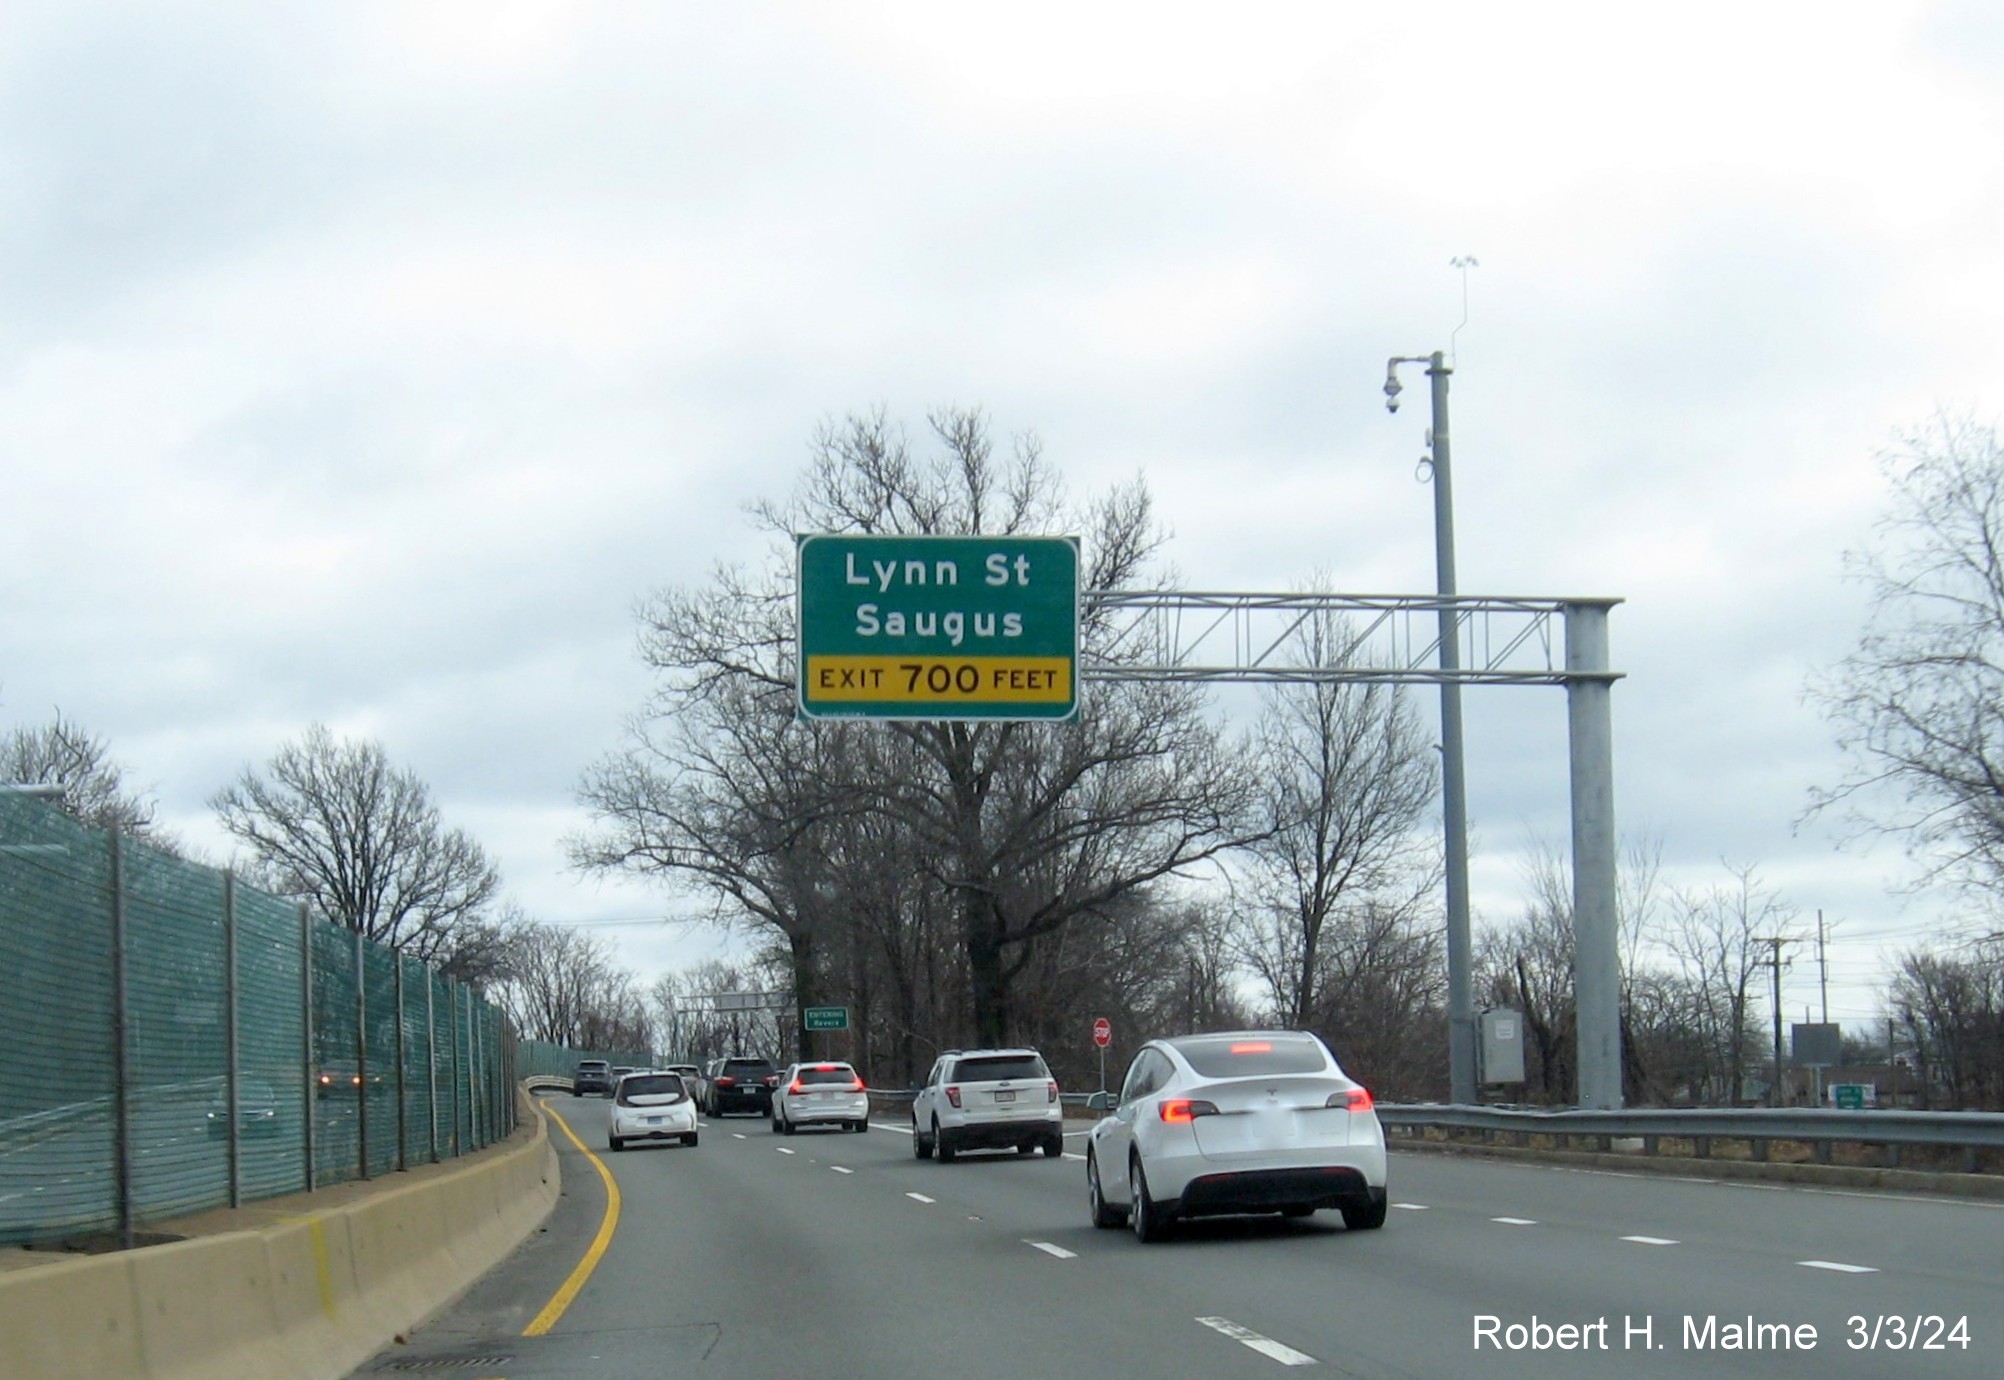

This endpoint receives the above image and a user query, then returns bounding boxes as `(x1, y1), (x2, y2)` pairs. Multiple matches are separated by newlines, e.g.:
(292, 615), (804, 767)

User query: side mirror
(1084, 1090), (1118, 1112)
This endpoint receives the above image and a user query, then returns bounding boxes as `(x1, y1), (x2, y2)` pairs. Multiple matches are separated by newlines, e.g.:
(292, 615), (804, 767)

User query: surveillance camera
(1383, 374), (1403, 413)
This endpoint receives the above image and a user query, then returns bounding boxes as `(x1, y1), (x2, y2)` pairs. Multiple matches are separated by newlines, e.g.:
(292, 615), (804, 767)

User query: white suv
(912, 1048), (1064, 1161)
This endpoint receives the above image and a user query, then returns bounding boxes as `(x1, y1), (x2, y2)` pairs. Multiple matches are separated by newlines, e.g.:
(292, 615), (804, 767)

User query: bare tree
(211, 724), (501, 963)
(491, 915), (652, 1052)
(1812, 416), (2004, 908)
(2, 710), (173, 846)
(1229, 606), (1440, 1030)
(576, 407), (1255, 1049)
(1887, 939), (2004, 1109)
(1662, 863), (1798, 1105)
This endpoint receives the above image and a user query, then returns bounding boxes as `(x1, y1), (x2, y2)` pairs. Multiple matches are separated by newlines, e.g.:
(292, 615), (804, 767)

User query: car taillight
(1047, 1079), (1059, 1103)
(1327, 1088), (1374, 1112)
(1159, 1099), (1219, 1123)
(716, 1077), (735, 1088)
(849, 1079), (866, 1093)
(788, 1079), (805, 1095)
(945, 1085), (961, 1109)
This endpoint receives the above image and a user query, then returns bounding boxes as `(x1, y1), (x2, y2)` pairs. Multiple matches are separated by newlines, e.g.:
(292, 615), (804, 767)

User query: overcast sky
(5, 2), (2001, 1031)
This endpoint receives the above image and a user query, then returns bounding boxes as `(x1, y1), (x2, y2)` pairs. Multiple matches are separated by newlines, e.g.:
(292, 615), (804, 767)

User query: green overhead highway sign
(796, 534), (1079, 721)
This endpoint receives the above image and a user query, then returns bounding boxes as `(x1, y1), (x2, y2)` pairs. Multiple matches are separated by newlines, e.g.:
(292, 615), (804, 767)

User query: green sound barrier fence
(0, 790), (517, 1247)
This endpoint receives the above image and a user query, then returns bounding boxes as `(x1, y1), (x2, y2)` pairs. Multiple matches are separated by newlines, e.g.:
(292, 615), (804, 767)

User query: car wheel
(1341, 1187), (1388, 1231)
(1044, 1134), (1065, 1158)
(1281, 1205), (1315, 1219)
(682, 1132), (698, 1148)
(935, 1120), (956, 1163)
(912, 1117), (933, 1159)
(608, 1135), (624, 1153)
(1129, 1156), (1165, 1243)
(782, 1114), (797, 1136)
(1017, 1142), (1036, 1157)
(1088, 1151), (1123, 1228)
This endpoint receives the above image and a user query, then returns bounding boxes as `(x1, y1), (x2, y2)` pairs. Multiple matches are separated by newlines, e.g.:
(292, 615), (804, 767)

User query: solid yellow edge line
(521, 1101), (621, 1337)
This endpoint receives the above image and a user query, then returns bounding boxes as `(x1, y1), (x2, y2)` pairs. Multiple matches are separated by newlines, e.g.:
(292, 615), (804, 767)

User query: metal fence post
(224, 872), (241, 1209)
(468, 992), (483, 1148)
(109, 830), (135, 1251)
(355, 928), (369, 1182)
(426, 969), (440, 1164)
(301, 903), (315, 1192)
(393, 953), (407, 1173)
(449, 983), (464, 1155)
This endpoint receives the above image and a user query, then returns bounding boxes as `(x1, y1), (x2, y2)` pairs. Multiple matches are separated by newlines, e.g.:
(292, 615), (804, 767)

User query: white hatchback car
(1085, 1031), (1387, 1241)
(771, 1061), (870, 1134)
(607, 1070), (699, 1152)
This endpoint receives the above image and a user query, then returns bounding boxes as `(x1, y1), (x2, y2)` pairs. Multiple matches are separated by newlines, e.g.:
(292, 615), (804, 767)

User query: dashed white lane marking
(1621, 1235), (1678, 1246)
(1196, 1316), (1317, 1367)
(730, 1132), (747, 1140)
(1025, 1240), (1077, 1259)
(905, 1192), (936, 1204)
(1391, 1203), (1429, 1210)
(776, 1147), (796, 1156)
(1800, 1260), (1878, 1273)
(830, 1165), (854, 1174)
(1492, 1217), (1537, 1225)
(1062, 1152), (1087, 1162)
(882, 1122), (913, 1135)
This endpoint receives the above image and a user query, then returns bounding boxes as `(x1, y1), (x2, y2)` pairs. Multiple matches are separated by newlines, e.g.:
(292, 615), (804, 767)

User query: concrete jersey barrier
(0, 1088), (560, 1380)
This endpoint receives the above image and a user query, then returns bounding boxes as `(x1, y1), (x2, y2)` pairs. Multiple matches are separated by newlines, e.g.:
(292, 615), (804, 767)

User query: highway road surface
(348, 1092), (1998, 1378)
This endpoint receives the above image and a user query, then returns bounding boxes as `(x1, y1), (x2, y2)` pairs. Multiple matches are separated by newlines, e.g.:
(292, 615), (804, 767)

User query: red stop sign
(1092, 1017), (1112, 1047)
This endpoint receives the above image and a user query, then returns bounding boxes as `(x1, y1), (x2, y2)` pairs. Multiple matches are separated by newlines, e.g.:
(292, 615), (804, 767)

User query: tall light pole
(1385, 350), (1477, 1105)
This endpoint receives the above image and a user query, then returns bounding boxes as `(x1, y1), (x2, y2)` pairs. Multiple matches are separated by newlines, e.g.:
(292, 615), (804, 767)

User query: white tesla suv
(1085, 1030), (1387, 1240)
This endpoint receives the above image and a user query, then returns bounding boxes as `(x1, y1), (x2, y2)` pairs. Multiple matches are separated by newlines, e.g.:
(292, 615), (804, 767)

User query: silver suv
(912, 1048), (1064, 1161)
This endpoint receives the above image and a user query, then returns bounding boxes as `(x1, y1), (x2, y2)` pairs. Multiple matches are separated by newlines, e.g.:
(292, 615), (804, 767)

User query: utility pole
(1817, 910), (1829, 1024)
(1758, 937), (1793, 1106)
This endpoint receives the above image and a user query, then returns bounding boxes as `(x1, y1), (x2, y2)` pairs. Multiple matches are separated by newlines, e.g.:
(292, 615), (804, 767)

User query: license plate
(646, 1116), (664, 1125)
(994, 1090), (1015, 1103)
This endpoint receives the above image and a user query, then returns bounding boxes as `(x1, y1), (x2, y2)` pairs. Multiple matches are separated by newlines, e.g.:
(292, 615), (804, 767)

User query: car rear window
(796, 1065), (857, 1086)
(722, 1060), (774, 1078)
(575, 1062), (608, 1073)
(1177, 1035), (1329, 1078)
(617, 1075), (687, 1103)
(951, 1055), (1047, 1083)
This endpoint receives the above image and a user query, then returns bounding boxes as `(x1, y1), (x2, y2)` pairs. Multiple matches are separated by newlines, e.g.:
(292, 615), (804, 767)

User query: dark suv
(704, 1057), (779, 1116)
(573, 1060), (614, 1097)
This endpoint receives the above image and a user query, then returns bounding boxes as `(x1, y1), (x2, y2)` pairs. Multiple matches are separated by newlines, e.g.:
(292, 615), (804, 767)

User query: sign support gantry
(1083, 589), (1625, 1112)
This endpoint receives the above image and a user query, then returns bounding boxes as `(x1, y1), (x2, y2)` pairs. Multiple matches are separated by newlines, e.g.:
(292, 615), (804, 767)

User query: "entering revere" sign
(797, 534), (1079, 721)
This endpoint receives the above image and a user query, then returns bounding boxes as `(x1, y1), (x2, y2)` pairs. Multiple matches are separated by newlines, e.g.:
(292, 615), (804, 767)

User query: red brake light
(945, 1085), (961, 1109)
(1328, 1088), (1374, 1112)
(816, 1064), (838, 1072)
(849, 1079), (867, 1093)
(1229, 1041), (1273, 1055)
(716, 1076), (735, 1088)
(788, 1079), (805, 1095)
(1159, 1098), (1219, 1123)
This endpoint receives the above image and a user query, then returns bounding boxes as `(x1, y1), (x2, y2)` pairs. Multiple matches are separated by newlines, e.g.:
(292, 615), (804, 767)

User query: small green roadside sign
(797, 534), (1079, 721)
(803, 1005), (849, 1032)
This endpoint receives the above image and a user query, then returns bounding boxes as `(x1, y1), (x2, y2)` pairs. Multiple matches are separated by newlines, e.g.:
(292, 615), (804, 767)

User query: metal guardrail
(1376, 1103), (2004, 1171)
